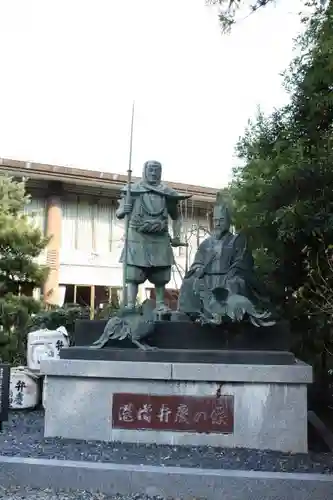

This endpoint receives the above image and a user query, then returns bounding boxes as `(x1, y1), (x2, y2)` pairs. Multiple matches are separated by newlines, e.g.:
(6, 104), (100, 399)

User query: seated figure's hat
(213, 203), (231, 221)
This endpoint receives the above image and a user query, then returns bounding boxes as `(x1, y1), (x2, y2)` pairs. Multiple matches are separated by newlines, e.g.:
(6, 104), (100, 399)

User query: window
(76, 200), (93, 252)
(94, 202), (113, 253)
(61, 284), (121, 319)
(61, 199), (78, 250)
(61, 197), (115, 253)
(23, 197), (46, 233)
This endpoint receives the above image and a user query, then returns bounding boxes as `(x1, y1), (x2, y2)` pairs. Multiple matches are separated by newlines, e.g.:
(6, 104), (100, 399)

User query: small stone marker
(112, 393), (234, 433)
(0, 364), (10, 431)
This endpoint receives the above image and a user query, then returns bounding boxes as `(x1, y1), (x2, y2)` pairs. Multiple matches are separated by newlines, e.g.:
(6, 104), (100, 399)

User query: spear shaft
(122, 101), (135, 308)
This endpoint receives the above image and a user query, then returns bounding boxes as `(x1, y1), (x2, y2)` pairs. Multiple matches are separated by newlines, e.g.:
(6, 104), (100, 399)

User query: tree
(230, 2), (333, 380)
(0, 175), (49, 363)
(231, 1), (333, 291)
(206, 0), (328, 33)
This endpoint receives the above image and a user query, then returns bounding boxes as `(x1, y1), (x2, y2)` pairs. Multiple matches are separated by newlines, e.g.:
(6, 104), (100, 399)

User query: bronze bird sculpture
(90, 299), (156, 350)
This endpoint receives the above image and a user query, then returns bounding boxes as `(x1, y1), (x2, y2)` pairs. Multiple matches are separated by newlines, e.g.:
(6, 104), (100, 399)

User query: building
(0, 158), (218, 313)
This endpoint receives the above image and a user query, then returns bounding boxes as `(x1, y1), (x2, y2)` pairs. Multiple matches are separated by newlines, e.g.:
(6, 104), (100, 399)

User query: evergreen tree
(0, 175), (48, 364)
(207, 0), (328, 33)
(230, 2), (333, 379)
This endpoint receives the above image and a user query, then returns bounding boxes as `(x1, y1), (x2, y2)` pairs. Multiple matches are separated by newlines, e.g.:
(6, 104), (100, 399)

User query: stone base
(60, 347), (296, 365)
(1, 457), (333, 500)
(72, 319), (292, 351)
(41, 357), (313, 453)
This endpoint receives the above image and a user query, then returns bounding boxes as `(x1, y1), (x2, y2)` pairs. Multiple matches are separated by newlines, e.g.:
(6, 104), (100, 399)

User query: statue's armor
(116, 161), (191, 294)
(120, 191), (174, 268)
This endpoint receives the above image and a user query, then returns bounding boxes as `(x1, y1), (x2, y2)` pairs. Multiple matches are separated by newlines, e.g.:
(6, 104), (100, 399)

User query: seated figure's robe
(178, 231), (269, 317)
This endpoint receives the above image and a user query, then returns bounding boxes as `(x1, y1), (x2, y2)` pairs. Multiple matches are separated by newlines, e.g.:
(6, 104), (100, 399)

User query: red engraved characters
(112, 393), (234, 433)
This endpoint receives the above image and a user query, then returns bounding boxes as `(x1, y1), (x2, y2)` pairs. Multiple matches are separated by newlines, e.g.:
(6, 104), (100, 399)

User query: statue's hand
(171, 237), (187, 248)
(185, 265), (204, 279)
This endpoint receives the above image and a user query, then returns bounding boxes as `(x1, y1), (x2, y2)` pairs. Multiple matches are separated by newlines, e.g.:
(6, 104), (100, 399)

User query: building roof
(0, 158), (219, 203)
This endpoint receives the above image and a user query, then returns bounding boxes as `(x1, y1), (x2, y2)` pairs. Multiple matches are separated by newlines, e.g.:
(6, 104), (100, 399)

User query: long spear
(122, 100), (135, 308)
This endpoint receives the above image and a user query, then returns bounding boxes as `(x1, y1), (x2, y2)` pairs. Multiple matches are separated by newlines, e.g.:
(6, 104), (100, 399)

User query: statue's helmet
(143, 161), (162, 184)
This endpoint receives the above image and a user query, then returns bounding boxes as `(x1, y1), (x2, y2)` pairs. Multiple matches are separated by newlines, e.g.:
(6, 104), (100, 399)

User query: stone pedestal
(72, 318), (292, 351)
(41, 357), (312, 453)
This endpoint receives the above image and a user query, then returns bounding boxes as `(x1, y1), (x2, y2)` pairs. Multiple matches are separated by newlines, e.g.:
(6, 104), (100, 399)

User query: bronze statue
(178, 203), (276, 327)
(116, 160), (191, 313)
(91, 201), (275, 351)
(91, 299), (157, 350)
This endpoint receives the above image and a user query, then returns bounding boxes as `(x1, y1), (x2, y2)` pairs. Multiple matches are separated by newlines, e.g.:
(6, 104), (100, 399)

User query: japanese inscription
(11, 379), (26, 407)
(0, 364), (10, 425)
(112, 393), (234, 433)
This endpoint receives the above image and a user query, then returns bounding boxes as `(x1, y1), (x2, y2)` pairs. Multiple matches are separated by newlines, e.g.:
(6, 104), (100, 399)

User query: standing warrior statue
(116, 160), (191, 313)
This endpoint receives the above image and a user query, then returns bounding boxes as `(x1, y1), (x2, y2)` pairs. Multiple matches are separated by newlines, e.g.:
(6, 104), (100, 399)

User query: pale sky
(0, 0), (304, 188)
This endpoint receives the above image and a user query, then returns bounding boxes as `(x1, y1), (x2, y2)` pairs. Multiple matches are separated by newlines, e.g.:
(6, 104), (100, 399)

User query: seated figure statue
(178, 203), (276, 327)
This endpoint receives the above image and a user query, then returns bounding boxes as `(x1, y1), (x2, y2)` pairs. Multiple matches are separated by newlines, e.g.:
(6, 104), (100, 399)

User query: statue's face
(213, 213), (230, 237)
(144, 162), (162, 185)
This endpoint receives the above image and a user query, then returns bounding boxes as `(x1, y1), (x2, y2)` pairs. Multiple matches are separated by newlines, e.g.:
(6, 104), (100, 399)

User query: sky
(0, 0), (305, 188)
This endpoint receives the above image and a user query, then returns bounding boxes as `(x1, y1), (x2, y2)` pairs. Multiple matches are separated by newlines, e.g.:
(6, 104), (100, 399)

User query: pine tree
(0, 175), (49, 364)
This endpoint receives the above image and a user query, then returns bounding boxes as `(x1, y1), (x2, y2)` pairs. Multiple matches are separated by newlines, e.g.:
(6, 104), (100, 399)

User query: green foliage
(28, 305), (91, 346)
(0, 175), (49, 363)
(0, 293), (42, 364)
(28, 301), (121, 347)
(206, 0), (329, 34)
(0, 176), (49, 293)
(94, 302), (120, 320)
(230, 3), (333, 389)
(297, 242), (333, 335)
(231, 2), (333, 298)
(206, 0), (273, 33)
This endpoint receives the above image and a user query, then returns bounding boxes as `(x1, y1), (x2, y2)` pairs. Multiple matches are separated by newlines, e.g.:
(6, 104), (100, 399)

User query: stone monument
(41, 179), (313, 453)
